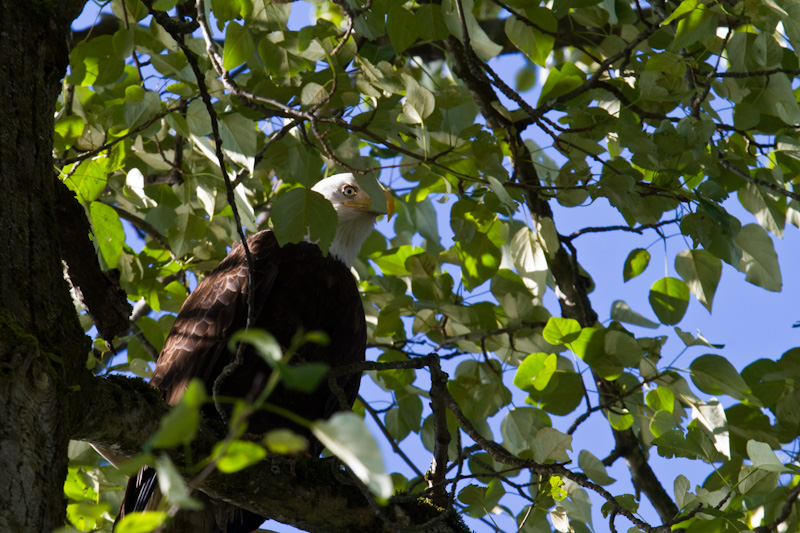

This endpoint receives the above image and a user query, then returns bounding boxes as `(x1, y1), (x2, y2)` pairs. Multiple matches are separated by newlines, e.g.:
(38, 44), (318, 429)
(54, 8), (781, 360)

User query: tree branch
(70, 372), (471, 533)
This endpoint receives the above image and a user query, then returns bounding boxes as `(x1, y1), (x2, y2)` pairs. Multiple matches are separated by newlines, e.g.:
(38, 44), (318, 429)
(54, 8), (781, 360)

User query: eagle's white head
(311, 173), (394, 267)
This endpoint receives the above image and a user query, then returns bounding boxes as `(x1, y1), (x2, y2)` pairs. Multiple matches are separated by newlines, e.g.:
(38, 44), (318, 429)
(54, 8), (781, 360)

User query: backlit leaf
(223, 22), (254, 70)
(649, 277), (690, 325)
(623, 248), (650, 281)
(89, 201), (125, 268)
(213, 440), (267, 473)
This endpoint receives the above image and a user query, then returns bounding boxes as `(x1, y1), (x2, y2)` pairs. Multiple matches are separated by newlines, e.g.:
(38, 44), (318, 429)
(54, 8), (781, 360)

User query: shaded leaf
(271, 187), (337, 256)
(312, 412), (393, 500)
(674, 249), (721, 312)
(736, 224), (782, 291)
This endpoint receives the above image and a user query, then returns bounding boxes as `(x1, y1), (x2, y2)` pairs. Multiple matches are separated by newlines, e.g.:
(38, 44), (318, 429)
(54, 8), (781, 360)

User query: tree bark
(0, 1), (90, 531)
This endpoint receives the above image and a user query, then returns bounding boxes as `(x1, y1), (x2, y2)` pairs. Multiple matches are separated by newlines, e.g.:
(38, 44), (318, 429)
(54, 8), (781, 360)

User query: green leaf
(66, 501), (111, 531)
(402, 77), (435, 124)
(523, 356), (584, 416)
(538, 63), (585, 105)
(746, 440), (786, 472)
(689, 354), (751, 401)
(219, 112), (257, 172)
(736, 224), (782, 291)
(653, 427), (717, 461)
(148, 380), (206, 449)
(278, 362), (330, 392)
(63, 158), (108, 203)
(623, 248), (650, 281)
(738, 465), (780, 495)
(311, 412), (393, 500)
(223, 21), (255, 70)
(458, 480), (505, 518)
(263, 429), (309, 454)
(370, 245), (425, 276)
(231, 329), (282, 363)
(649, 277), (690, 325)
(739, 182), (786, 238)
(607, 409), (634, 430)
(152, 0), (179, 9)
(674, 327), (723, 348)
(300, 82), (327, 106)
(441, 0), (503, 61)
(660, 0), (697, 25)
(89, 202), (124, 269)
(645, 387), (675, 412)
(533, 427), (572, 463)
(123, 87), (162, 129)
(450, 360), (512, 420)
(63, 466), (99, 501)
(68, 36), (125, 86)
(674, 249), (722, 312)
(578, 450), (615, 485)
(114, 511), (168, 533)
(454, 232), (501, 290)
(387, 6), (418, 55)
(504, 13), (555, 67)
(500, 408), (550, 456)
(111, 0), (148, 21)
(54, 115), (85, 151)
(213, 440), (267, 473)
(212, 0), (251, 22)
(154, 455), (203, 510)
(542, 317), (581, 346)
(271, 187), (338, 256)
(514, 353), (557, 392)
(670, 3), (715, 50)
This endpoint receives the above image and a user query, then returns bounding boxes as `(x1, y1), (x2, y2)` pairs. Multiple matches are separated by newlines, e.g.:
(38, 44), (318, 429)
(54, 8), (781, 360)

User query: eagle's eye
(342, 185), (358, 197)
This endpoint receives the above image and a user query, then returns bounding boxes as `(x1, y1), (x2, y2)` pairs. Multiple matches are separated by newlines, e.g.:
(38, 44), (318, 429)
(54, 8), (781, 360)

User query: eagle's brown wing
(151, 230), (277, 406)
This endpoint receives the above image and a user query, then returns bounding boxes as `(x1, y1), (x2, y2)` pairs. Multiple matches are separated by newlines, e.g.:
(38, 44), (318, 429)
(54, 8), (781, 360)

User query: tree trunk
(0, 1), (89, 530)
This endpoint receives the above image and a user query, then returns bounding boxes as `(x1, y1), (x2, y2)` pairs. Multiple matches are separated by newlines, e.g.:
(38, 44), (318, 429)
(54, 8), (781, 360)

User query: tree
(1, 0), (800, 531)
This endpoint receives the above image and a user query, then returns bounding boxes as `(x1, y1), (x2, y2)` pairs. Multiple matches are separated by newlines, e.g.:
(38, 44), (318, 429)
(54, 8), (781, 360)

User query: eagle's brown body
(116, 230), (366, 532)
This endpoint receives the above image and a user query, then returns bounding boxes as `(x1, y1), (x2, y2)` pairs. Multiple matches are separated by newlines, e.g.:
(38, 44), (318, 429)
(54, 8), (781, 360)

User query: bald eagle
(114, 174), (392, 532)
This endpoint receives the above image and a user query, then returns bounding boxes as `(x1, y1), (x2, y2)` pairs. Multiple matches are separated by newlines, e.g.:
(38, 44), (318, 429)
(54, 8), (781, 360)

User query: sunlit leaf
(623, 248), (650, 281)
(213, 440), (267, 473)
(114, 511), (168, 533)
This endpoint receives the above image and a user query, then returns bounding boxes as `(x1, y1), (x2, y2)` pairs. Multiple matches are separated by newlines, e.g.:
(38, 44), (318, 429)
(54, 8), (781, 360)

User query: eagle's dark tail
(113, 466), (159, 529)
(113, 466), (266, 533)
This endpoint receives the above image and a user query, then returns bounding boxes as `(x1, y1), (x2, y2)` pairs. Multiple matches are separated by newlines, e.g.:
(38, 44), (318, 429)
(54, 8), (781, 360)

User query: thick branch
(55, 181), (132, 341)
(70, 373), (469, 533)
